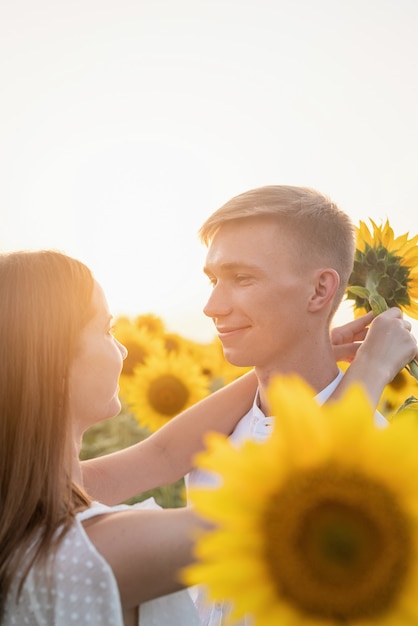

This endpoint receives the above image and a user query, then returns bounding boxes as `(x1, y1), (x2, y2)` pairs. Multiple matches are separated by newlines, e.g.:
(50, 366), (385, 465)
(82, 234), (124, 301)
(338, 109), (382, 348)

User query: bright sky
(1, 0), (417, 341)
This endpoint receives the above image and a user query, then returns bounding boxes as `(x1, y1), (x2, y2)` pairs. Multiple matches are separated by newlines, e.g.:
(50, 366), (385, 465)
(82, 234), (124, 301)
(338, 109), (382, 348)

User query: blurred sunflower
(112, 318), (166, 375)
(184, 375), (418, 626)
(124, 351), (211, 432)
(163, 330), (194, 354)
(187, 337), (251, 392)
(378, 368), (418, 420)
(112, 318), (167, 402)
(337, 360), (417, 421)
(134, 313), (166, 336)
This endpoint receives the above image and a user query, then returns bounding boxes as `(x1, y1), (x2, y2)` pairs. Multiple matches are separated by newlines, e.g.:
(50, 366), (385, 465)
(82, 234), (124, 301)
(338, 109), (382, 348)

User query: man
(188, 184), (416, 624)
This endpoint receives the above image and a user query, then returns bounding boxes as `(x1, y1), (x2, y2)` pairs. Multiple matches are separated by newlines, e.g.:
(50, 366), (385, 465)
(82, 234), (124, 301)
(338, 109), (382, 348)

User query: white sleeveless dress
(3, 499), (201, 626)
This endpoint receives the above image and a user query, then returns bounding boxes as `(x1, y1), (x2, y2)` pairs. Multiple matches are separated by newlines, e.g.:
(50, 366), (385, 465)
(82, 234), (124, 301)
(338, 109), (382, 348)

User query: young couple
(1, 185), (416, 625)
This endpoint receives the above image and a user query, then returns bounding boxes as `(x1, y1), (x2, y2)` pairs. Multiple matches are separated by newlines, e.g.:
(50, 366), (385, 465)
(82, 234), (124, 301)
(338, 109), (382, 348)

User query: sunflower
(336, 361), (418, 421)
(378, 368), (418, 420)
(124, 350), (211, 432)
(187, 337), (252, 392)
(346, 219), (418, 380)
(346, 218), (418, 319)
(134, 313), (166, 336)
(113, 318), (166, 377)
(162, 331), (194, 354)
(183, 375), (418, 626)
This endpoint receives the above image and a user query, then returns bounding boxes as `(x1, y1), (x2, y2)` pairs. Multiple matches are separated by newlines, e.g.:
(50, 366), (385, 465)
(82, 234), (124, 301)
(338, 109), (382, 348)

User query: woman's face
(68, 280), (127, 434)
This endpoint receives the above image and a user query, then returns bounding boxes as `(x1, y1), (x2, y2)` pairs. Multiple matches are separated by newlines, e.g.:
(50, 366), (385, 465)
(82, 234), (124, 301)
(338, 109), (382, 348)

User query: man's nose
(203, 284), (232, 318)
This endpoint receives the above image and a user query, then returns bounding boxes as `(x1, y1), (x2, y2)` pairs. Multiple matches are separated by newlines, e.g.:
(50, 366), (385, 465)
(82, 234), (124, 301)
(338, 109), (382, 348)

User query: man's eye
(235, 274), (251, 283)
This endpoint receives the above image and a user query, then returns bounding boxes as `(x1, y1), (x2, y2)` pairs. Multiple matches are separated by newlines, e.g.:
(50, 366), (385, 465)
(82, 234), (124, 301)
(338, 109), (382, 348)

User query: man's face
(203, 217), (316, 375)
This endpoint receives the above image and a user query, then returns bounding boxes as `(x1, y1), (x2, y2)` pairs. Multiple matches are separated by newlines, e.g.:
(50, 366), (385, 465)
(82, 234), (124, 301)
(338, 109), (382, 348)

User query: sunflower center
(147, 374), (190, 416)
(263, 465), (411, 621)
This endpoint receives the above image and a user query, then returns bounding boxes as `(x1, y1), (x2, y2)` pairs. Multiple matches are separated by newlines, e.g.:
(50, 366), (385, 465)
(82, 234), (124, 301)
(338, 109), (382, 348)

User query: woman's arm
(331, 307), (417, 406)
(82, 369), (258, 504)
(83, 506), (204, 607)
(83, 310), (416, 505)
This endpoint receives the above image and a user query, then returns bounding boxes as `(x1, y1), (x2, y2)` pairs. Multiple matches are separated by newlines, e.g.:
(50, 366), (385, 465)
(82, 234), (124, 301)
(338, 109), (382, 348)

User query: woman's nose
(118, 340), (128, 360)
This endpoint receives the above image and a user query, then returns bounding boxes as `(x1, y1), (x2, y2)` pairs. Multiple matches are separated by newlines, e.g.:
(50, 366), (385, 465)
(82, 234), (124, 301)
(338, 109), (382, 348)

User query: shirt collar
(315, 369), (344, 405)
(255, 369), (345, 414)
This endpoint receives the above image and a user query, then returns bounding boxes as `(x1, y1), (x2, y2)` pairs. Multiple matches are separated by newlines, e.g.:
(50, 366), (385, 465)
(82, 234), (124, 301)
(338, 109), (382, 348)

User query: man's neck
(255, 358), (339, 415)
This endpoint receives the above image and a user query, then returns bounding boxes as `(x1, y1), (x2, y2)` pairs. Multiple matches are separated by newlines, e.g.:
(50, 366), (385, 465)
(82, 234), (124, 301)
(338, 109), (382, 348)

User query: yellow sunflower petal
(378, 369), (418, 419)
(185, 374), (418, 626)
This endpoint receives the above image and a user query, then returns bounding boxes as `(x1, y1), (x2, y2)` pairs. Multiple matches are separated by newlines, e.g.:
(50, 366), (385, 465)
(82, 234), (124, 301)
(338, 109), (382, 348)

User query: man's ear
(308, 268), (340, 312)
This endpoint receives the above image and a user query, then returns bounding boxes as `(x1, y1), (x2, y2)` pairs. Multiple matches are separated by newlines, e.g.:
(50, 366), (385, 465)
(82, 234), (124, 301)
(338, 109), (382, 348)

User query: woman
(0, 250), (212, 625)
(1, 250), (416, 625)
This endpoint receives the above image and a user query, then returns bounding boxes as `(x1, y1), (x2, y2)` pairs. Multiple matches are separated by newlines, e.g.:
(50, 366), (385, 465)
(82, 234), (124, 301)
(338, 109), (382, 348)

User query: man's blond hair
(199, 185), (355, 312)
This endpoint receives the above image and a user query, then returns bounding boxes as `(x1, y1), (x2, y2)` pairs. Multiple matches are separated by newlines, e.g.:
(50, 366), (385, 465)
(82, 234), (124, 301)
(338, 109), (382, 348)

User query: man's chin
(222, 349), (251, 368)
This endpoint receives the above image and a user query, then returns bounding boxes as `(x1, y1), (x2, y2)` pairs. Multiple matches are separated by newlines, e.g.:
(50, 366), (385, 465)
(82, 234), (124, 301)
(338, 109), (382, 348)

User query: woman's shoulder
(3, 510), (125, 626)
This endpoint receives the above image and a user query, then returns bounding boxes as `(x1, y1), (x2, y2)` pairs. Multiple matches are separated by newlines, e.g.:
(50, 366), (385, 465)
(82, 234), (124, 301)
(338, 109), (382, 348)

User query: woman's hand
(331, 308), (417, 407)
(331, 311), (374, 362)
(332, 309), (417, 373)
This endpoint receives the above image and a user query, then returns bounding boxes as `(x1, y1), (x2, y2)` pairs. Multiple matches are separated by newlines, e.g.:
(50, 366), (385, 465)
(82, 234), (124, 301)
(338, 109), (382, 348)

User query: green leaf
(346, 286), (370, 299)
(405, 359), (418, 382)
(368, 294), (388, 315)
(393, 395), (418, 418)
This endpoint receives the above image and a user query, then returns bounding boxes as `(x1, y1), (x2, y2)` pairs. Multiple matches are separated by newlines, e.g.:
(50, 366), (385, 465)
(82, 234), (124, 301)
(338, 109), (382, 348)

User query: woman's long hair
(0, 250), (94, 612)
